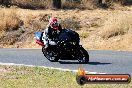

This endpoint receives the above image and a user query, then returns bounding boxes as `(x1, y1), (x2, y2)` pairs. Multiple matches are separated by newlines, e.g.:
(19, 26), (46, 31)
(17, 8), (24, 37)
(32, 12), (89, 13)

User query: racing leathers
(42, 24), (63, 48)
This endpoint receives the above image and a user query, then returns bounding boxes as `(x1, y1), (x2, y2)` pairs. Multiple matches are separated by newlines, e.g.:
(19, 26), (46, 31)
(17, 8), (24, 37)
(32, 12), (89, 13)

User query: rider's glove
(45, 43), (48, 49)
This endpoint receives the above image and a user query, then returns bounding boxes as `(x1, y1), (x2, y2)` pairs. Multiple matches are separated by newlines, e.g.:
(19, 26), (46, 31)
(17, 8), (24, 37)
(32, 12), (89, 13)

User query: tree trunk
(98, 0), (102, 4)
(52, 0), (61, 9)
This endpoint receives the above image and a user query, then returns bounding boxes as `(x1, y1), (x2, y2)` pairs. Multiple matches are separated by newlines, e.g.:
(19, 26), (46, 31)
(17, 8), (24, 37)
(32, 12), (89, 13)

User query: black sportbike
(35, 29), (89, 63)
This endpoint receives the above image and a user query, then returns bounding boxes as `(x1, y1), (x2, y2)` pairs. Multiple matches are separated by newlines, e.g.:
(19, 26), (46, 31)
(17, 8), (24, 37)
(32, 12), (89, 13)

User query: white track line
(0, 62), (106, 74)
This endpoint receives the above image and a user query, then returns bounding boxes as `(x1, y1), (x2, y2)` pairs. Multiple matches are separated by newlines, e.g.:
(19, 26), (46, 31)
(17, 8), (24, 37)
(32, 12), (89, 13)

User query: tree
(1, 0), (11, 7)
(52, 0), (61, 9)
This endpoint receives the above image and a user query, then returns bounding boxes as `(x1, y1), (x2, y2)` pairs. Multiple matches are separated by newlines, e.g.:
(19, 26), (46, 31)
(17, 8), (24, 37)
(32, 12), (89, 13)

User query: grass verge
(0, 65), (132, 88)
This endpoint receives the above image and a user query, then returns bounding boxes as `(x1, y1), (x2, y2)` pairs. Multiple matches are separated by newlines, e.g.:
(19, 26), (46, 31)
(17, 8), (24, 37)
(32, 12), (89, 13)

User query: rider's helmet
(49, 17), (59, 30)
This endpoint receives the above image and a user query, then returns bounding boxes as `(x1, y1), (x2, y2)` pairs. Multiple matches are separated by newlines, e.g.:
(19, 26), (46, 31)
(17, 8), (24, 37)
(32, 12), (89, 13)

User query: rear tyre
(77, 46), (89, 64)
(42, 47), (59, 62)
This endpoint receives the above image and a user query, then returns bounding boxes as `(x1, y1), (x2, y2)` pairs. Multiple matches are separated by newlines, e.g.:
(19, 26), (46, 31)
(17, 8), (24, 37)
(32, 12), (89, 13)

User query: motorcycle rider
(42, 17), (63, 49)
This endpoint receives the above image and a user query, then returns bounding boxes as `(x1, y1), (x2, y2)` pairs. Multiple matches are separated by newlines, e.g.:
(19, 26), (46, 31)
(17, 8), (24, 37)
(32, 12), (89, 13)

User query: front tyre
(42, 47), (59, 62)
(77, 46), (89, 63)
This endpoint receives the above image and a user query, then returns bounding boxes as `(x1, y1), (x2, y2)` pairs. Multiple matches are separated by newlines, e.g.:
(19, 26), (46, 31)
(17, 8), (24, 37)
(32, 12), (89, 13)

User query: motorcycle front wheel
(42, 47), (59, 62)
(76, 46), (89, 63)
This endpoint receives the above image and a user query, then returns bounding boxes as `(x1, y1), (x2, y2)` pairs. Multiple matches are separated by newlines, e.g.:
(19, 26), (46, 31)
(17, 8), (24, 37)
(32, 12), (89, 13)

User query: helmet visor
(52, 23), (58, 27)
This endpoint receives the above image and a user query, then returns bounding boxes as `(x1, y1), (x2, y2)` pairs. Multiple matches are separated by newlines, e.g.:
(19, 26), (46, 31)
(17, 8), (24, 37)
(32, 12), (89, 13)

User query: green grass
(0, 65), (131, 88)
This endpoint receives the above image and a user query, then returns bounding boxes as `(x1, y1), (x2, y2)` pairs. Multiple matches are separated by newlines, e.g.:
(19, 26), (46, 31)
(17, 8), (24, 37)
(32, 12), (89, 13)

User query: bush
(61, 17), (80, 30)
(11, 0), (52, 9)
(0, 0), (131, 9)
(99, 13), (132, 39)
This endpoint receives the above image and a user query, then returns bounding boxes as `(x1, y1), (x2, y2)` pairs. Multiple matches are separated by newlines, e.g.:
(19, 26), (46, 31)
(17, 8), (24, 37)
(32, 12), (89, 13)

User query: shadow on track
(59, 61), (111, 65)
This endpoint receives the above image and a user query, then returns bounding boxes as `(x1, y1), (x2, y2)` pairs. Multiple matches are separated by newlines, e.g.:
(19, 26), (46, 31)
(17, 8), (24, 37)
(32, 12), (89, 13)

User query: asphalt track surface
(0, 48), (132, 74)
